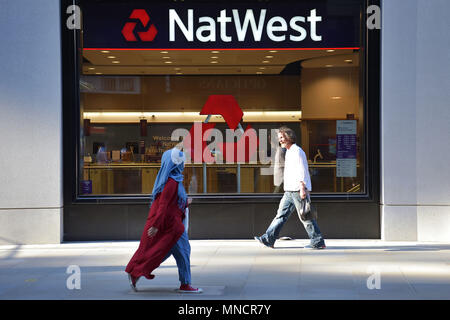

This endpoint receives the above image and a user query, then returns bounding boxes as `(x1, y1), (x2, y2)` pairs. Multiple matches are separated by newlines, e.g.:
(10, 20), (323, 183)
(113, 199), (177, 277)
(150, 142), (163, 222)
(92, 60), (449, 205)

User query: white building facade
(0, 0), (449, 244)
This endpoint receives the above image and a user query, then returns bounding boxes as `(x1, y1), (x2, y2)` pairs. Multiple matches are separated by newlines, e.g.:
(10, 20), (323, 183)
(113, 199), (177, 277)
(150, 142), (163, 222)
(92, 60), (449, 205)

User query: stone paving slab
(0, 240), (449, 300)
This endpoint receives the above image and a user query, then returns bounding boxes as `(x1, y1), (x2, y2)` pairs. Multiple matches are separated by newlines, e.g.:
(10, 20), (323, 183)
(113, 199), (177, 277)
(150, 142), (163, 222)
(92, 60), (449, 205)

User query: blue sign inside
(80, 180), (92, 194)
(337, 134), (357, 159)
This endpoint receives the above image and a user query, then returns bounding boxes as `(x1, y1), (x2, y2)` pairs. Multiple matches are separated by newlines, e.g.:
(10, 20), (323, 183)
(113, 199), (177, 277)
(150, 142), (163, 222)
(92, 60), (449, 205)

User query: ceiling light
(211, 56), (219, 59)
(162, 56), (171, 59)
(112, 61), (120, 64)
(331, 96), (342, 100)
(262, 60), (270, 63)
(265, 55), (274, 58)
(269, 50), (278, 53)
(160, 51), (168, 54)
(174, 67), (181, 71)
(256, 72), (263, 74)
(326, 49), (335, 53)
(325, 64), (334, 67)
(88, 67), (95, 70)
(210, 61), (218, 64)
(164, 61), (172, 64)
(100, 50), (110, 53)
(345, 59), (353, 63)
(176, 72), (183, 75)
(211, 50), (220, 53)
(107, 56), (116, 59)
(95, 72), (103, 75)
(259, 67), (266, 70)
(84, 111), (303, 123)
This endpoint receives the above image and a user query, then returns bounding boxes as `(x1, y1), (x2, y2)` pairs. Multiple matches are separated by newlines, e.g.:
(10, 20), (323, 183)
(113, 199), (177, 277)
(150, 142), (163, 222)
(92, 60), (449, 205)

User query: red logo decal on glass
(122, 9), (158, 42)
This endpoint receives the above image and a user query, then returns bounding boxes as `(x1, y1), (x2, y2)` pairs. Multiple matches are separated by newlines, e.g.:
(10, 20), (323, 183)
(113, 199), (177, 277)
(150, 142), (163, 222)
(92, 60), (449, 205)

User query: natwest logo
(122, 9), (158, 42)
(169, 9), (322, 43)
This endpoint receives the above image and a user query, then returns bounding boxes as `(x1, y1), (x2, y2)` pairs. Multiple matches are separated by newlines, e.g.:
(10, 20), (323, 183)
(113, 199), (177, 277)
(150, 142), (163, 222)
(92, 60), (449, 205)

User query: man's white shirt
(283, 144), (312, 192)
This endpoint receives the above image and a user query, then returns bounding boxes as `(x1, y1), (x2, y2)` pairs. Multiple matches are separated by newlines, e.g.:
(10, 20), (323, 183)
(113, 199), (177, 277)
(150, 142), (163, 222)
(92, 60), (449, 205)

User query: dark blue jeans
(261, 191), (325, 247)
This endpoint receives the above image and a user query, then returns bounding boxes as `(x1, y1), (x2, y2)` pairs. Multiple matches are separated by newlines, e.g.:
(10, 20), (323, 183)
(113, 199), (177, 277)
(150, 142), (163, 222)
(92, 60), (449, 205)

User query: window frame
(61, 0), (380, 205)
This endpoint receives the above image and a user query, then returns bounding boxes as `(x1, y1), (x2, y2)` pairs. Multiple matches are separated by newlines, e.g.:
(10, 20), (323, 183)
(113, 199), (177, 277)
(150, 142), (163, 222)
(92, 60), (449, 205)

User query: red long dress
(125, 178), (186, 279)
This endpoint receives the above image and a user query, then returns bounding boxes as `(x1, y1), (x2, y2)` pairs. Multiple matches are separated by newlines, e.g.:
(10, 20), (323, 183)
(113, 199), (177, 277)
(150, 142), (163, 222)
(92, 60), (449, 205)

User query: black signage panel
(82, 1), (361, 49)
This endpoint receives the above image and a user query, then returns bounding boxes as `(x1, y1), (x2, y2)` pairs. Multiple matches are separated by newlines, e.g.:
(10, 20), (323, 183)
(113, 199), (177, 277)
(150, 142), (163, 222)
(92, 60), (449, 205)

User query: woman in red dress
(125, 148), (202, 293)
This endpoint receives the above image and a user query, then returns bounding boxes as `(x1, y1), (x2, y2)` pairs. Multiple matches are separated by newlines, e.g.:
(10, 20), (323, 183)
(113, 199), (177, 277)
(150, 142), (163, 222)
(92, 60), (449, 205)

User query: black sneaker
(254, 236), (274, 248)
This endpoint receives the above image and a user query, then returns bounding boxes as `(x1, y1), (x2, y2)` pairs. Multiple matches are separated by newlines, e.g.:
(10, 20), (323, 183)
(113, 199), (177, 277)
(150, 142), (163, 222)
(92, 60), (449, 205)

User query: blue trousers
(261, 191), (325, 247)
(162, 231), (191, 285)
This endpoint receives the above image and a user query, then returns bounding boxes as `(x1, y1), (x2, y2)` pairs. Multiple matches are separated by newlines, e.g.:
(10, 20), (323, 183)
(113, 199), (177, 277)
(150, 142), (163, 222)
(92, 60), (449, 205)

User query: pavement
(0, 239), (449, 300)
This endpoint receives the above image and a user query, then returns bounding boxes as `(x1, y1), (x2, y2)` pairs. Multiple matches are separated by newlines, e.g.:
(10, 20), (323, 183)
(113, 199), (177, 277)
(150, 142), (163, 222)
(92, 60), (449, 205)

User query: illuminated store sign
(82, 1), (360, 49)
(168, 9), (323, 43)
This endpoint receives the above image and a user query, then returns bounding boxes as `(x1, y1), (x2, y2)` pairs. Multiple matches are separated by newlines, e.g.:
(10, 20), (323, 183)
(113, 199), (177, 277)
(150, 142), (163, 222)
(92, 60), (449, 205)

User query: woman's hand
(147, 226), (158, 238)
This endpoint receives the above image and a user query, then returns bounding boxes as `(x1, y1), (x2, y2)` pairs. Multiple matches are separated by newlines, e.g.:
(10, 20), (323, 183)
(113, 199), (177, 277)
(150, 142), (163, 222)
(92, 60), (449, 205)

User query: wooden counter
(82, 161), (361, 195)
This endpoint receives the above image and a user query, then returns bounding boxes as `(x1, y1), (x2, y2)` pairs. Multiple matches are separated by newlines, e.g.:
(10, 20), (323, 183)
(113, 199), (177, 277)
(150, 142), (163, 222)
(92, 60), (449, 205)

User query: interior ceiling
(82, 49), (359, 75)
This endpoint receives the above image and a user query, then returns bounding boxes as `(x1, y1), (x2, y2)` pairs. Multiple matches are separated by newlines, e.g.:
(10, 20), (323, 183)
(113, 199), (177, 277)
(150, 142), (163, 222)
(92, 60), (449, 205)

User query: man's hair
(278, 126), (296, 144)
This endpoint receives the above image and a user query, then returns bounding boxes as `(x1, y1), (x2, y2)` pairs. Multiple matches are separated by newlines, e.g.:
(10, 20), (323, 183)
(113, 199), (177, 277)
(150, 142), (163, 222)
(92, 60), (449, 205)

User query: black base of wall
(63, 202), (380, 241)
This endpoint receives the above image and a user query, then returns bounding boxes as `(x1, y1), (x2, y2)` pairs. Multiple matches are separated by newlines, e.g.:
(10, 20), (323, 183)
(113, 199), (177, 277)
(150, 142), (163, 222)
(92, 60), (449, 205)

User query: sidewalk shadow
(273, 246), (304, 250)
(309, 245), (450, 252)
(270, 246), (449, 251)
(384, 246), (450, 252)
(133, 285), (225, 296)
(82, 265), (192, 272)
(271, 239), (450, 252)
(132, 286), (180, 294)
(0, 236), (23, 260)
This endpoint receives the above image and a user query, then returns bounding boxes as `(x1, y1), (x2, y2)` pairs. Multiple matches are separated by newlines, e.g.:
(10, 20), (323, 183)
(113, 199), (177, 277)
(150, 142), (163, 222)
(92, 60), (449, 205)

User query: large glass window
(76, 0), (366, 197)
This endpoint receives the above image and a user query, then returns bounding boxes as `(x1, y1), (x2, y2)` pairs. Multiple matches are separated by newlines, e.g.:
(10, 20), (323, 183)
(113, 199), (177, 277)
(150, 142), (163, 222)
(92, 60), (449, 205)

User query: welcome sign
(81, 0), (361, 49)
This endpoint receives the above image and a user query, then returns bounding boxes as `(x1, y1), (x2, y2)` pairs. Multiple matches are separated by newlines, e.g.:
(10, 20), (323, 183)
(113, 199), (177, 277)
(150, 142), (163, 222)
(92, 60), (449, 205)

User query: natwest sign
(82, 1), (361, 49)
(168, 9), (323, 43)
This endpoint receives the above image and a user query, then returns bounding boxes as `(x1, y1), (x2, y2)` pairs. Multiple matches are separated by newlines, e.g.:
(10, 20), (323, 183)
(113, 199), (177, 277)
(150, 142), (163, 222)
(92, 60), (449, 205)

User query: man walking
(255, 126), (326, 249)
